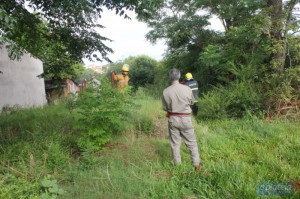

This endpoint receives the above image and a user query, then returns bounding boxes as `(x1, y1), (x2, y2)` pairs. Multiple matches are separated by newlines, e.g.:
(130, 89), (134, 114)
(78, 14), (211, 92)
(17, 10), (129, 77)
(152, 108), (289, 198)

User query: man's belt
(166, 112), (190, 118)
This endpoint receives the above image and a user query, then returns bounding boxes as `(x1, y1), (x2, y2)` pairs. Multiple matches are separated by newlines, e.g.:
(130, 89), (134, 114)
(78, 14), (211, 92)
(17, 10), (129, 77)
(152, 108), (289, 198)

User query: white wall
(0, 48), (47, 110)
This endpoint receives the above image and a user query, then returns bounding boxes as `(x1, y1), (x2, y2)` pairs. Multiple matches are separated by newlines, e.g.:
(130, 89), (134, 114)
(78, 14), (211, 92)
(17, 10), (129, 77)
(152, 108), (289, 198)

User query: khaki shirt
(113, 74), (129, 87)
(162, 81), (195, 114)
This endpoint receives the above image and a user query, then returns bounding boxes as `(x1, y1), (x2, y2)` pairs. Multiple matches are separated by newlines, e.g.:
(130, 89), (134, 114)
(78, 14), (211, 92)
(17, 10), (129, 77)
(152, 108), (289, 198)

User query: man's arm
(161, 95), (168, 112)
(189, 88), (195, 105)
(111, 71), (120, 81)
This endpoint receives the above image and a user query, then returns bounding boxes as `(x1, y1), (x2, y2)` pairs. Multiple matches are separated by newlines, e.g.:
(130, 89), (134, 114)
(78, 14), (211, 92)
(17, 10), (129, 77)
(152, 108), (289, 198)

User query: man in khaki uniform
(162, 68), (201, 171)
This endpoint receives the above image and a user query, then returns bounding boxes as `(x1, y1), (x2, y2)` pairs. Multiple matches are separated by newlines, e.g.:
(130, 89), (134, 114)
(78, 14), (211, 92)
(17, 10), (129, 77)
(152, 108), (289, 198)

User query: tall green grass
(1, 97), (299, 198)
(61, 97), (300, 198)
(0, 104), (76, 198)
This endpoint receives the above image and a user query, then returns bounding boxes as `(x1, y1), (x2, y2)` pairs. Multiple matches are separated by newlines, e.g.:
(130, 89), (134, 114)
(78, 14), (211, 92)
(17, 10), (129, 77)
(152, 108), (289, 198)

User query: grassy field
(1, 98), (300, 198)
(61, 98), (300, 199)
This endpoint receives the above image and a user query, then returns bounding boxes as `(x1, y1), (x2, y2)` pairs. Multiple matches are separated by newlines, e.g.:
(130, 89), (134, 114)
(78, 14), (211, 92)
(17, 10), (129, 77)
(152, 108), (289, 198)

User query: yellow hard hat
(185, 72), (193, 80)
(122, 64), (129, 72)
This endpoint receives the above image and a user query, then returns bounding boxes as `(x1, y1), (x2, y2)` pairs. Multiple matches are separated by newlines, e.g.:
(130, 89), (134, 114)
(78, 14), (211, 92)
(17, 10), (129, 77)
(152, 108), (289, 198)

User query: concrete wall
(0, 48), (47, 110)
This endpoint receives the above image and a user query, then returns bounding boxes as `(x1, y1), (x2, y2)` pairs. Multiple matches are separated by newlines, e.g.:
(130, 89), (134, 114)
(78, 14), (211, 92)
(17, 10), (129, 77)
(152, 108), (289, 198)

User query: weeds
(61, 98), (300, 198)
(1, 96), (299, 198)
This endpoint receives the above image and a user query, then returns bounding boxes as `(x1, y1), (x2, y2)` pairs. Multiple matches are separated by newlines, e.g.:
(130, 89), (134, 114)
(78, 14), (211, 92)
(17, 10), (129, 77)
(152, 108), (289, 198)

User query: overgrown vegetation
(61, 98), (300, 198)
(0, 104), (74, 198)
(1, 1), (300, 198)
(136, 0), (300, 119)
(1, 96), (299, 198)
(72, 79), (134, 150)
(0, 79), (135, 198)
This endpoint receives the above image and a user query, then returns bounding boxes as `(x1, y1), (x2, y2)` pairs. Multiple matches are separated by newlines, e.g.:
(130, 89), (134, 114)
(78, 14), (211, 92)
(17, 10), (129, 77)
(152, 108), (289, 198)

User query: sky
(84, 9), (224, 66)
(84, 9), (167, 66)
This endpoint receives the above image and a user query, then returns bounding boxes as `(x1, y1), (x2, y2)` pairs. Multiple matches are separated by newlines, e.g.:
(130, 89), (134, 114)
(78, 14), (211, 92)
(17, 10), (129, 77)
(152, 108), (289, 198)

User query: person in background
(111, 64), (130, 92)
(91, 76), (101, 88)
(184, 72), (199, 116)
(162, 68), (201, 171)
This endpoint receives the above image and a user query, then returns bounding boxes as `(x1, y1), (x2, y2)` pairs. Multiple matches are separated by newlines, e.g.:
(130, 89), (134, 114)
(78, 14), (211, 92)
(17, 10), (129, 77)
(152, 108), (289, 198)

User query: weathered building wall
(0, 48), (47, 110)
(63, 79), (80, 97)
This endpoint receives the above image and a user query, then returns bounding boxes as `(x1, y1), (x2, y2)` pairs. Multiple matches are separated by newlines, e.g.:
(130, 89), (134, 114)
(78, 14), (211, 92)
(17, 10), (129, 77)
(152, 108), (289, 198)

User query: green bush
(226, 81), (262, 117)
(73, 79), (134, 150)
(129, 55), (158, 91)
(198, 81), (262, 119)
(40, 179), (64, 199)
(263, 67), (300, 114)
(197, 88), (229, 120)
(0, 174), (40, 199)
(143, 63), (169, 99)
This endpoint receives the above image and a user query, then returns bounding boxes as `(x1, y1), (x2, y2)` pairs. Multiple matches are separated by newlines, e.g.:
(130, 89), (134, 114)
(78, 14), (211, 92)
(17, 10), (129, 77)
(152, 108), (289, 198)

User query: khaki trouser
(168, 116), (200, 166)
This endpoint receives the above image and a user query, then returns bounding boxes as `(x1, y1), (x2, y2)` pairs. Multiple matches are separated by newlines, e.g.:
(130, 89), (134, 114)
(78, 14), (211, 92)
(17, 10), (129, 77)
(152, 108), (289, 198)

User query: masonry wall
(63, 79), (80, 97)
(0, 48), (47, 110)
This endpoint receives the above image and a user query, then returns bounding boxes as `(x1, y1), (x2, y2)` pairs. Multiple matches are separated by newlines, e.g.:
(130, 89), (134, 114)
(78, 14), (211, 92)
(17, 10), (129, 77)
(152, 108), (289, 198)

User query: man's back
(162, 82), (194, 114)
(185, 79), (199, 99)
(162, 68), (200, 171)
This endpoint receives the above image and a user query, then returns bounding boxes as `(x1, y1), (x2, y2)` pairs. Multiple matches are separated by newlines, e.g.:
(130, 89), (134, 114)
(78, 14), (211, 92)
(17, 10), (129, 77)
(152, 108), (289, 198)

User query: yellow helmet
(122, 64), (129, 72)
(185, 72), (193, 80)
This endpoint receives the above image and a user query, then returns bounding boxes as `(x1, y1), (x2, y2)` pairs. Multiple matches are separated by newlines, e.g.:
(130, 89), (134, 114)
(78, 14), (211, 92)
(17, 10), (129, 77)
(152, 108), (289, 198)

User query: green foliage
(197, 81), (263, 119)
(196, 89), (228, 119)
(198, 12), (272, 88)
(143, 62), (169, 99)
(263, 67), (300, 118)
(265, 68), (300, 102)
(198, 0), (266, 31)
(286, 35), (300, 68)
(0, 174), (40, 199)
(77, 147), (102, 170)
(135, 115), (154, 135)
(45, 142), (71, 171)
(128, 55), (158, 90)
(0, 105), (76, 198)
(137, 0), (300, 118)
(0, 0), (143, 79)
(73, 78), (134, 150)
(73, 68), (100, 84)
(137, 0), (219, 78)
(40, 179), (64, 199)
(57, 62), (85, 81)
(1, 97), (300, 198)
(60, 98), (300, 198)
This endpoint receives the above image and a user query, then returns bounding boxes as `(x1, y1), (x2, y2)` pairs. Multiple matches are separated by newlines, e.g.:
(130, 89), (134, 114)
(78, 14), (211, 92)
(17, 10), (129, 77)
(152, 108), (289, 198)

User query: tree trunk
(267, 0), (286, 72)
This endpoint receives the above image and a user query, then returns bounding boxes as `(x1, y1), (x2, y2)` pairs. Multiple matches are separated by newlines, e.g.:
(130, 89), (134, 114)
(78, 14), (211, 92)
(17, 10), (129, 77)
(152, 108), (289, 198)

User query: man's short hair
(169, 68), (181, 81)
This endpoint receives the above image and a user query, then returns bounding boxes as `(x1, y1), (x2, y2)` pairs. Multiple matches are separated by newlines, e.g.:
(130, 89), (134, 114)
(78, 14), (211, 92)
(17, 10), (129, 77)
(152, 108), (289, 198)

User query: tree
(136, 0), (300, 83)
(136, 0), (221, 87)
(128, 55), (158, 90)
(265, 0), (300, 72)
(136, 0), (300, 118)
(0, 0), (145, 79)
(198, 0), (265, 32)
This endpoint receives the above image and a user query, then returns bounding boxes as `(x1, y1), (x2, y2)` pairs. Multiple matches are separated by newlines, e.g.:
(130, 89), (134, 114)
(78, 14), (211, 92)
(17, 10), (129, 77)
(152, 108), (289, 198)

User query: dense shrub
(129, 55), (158, 91)
(263, 67), (300, 118)
(0, 174), (40, 199)
(143, 64), (169, 99)
(197, 89), (228, 120)
(73, 78), (134, 150)
(197, 81), (262, 120)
